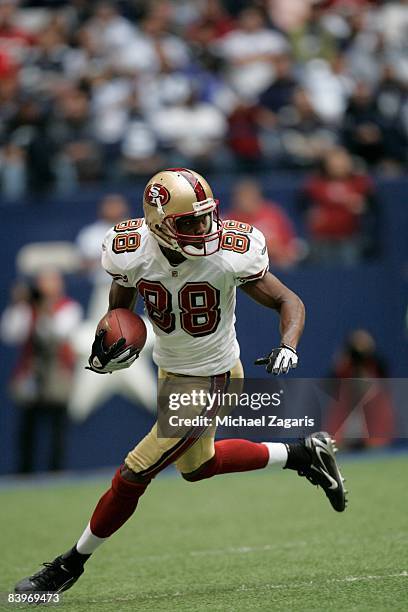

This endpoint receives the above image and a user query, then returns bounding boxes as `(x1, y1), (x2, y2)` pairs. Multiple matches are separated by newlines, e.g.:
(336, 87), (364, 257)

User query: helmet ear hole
(155, 224), (160, 230)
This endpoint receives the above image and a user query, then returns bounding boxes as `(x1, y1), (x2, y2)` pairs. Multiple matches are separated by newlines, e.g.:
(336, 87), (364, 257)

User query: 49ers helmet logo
(144, 183), (170, 208)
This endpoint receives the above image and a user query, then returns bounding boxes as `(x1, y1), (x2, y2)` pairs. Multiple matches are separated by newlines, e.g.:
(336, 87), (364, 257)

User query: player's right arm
(87, 224), (142, 374)
(108, 280), (137, 312)
(87, 285), (140, 374)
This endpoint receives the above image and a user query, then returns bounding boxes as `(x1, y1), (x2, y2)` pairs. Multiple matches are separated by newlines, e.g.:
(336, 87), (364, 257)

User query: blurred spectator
(88, 67), (132, 175)
(76, 193), (130, 319)
(6, 97), (56, 194)
(256, 53), (299, 165)
(62, 26), (104, 82)
(301, 54), (353, 123)
(258, 52), (298, 117)
(186, 0), (236, 48)
(0, 50), (19, 128)
(225, 178), (301, 268)
(289, 2), (338, 64)
(325, 329), (394, 449)
(341, 6), (383, 86)
(0, 142), (26, 200)
(0, 53), (26, 199)
(152, 86), (228, 171)
(227, 102), (262, 171)
(50, 86), (102, 191)
(120, 90), (163, 179)
(273, 88), (338, 168)
(266, 0), (311, 34)
(114, 4), (190, 75)
(24, 24), (69, 91)
(333, 330), (388, 377)
(374, 64), (408, 169)
(342, 81), (388, 168)
(83, 1), (136, 59)
(0, 271), (83, 473)
(0, 0), (35, 65)
(298, 146), (380, 265)
(137, 67), (195, 114)
(215, 6), (289, 101)
(378, 0), (408, 51)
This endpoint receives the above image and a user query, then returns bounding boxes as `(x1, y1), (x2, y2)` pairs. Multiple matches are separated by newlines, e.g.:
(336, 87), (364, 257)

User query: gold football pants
(124, 360), (244, 478)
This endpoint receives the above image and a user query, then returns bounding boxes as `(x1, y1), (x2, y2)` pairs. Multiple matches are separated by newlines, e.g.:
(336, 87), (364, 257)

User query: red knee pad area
(90, 467), (149, 538)
(182, 454), (218, 481)
(113, 466), (151, 495)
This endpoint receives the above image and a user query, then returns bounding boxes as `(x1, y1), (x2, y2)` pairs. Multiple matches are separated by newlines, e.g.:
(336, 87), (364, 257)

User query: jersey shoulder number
(221, 220), (269, 285)
(221, 220), (253, 254)
(111, 218), (144, 254)
(101, 219), (146, 287)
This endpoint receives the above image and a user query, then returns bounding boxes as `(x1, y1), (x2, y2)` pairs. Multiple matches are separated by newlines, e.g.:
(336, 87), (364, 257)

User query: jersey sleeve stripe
(237, 265), (268, 283)
(106, 271), (129, 283)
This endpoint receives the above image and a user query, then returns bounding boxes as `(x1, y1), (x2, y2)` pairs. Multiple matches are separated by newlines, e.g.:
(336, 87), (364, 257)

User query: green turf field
(1, 455), (407, 612)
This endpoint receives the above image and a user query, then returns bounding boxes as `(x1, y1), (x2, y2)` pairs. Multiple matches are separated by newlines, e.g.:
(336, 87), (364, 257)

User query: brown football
(97, 309), (147, 352)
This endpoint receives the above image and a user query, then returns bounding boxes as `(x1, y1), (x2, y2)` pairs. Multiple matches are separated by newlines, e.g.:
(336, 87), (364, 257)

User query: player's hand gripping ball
(87, 309), (147, 374)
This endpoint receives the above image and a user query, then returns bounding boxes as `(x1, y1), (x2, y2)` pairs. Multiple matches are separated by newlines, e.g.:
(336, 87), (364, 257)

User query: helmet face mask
(165, 205), (222, 257)
(143, 168), (222, 258)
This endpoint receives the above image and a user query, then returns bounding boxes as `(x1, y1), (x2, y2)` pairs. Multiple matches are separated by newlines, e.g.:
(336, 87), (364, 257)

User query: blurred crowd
(0, 0), (407, 198)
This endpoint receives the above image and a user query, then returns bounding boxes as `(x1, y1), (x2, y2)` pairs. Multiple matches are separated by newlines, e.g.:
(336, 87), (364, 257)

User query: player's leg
(14, 433), (154, 594)
(14, 371), (223, 594)
(14, 420), (195, 593)
(179, 434), (347, 512)
(176, 362), (347, 512)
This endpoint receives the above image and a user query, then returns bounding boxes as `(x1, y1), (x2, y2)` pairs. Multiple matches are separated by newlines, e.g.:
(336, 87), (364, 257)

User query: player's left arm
(240, 271), (305, 374)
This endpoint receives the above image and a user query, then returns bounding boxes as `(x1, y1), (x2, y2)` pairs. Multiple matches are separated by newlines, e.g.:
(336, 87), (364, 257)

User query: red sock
(184, 439), (269, 481)
(90, 468), (149, 538)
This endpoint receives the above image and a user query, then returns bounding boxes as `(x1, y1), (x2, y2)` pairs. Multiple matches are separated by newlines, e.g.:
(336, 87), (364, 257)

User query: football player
(15, 168), (347, 595)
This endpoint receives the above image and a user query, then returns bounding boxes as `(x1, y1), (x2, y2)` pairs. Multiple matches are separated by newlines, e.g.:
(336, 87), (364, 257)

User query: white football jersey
(101, 218), (269, 376)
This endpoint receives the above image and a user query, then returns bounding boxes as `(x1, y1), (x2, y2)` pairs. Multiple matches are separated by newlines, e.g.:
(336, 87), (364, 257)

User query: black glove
(86, 329), (139, 374)
(254, 344), (298, 375)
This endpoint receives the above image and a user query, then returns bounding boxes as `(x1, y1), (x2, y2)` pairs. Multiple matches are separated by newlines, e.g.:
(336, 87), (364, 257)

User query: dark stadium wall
(0, 176), (407, 474)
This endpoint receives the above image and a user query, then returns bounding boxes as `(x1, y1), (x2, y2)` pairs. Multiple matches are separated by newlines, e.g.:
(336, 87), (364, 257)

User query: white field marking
(190, 541), (307, 556)
(123, 540), (308, 563)
(88, 571), (408, 604)
(121, 531), (407, 564)
(238, 570), (408, 590)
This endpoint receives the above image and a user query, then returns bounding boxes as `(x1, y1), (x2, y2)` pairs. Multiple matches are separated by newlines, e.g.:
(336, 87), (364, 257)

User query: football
(97, 308), (147, 353)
